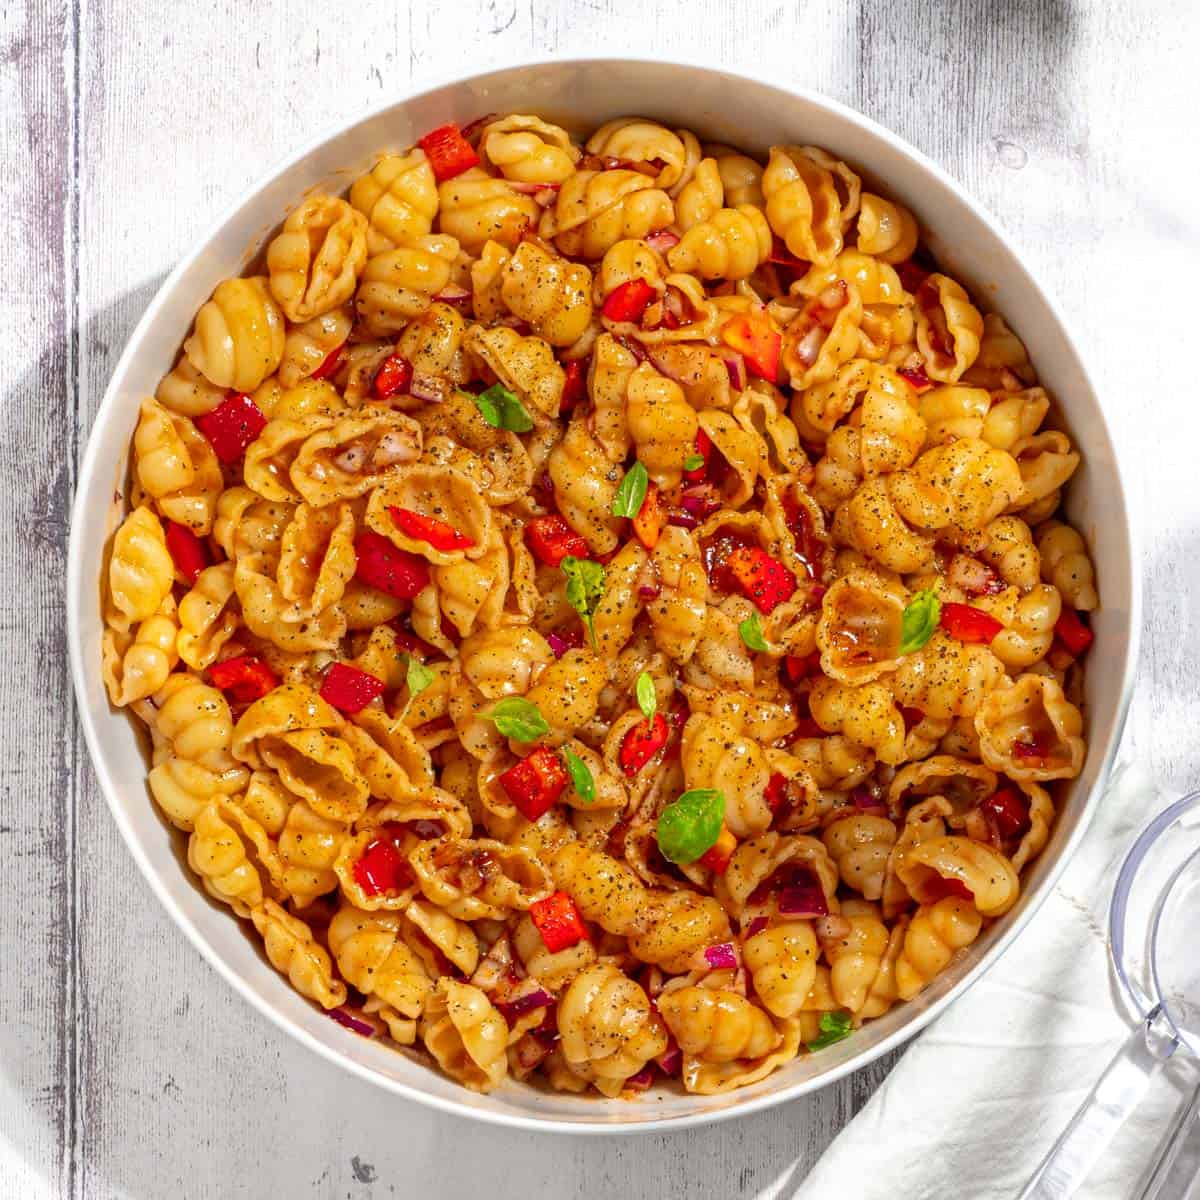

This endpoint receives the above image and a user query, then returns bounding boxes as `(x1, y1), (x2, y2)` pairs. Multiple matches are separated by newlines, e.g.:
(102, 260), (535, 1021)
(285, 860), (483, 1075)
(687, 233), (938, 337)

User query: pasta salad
(101, 113), (1096, 1097)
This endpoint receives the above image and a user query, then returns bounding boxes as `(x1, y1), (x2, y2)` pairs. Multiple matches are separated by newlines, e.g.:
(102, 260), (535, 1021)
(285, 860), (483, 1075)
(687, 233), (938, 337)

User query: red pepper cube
(923, 875), (975, 902)
(684, 428), (712, 482)
(697, 826), (737, 874)
(720, 313), (781, 382)
(601, 278), (656, 324)
(725, 545), (796, 614)
(1054, 608), (1094, 657)
(618, 713), (670, 777)
(529, 890), (588, 953)
(939, 601), (1004, 644)
(896, 364), (933, 393)
(372, 353), (414, 400)
(389, 506), (475, 551)
(353, 833), (414, 897)
(417, 123), (480, 182)
(320, 663), (386, 715)
(981, 786), (1030, 840)
(309, 343), (346, 381)
(354, 531), (431, 599)
(195, 393), (268, 464)
(763, 773), (789, 812)
(164, 520), (211, 584)
(560, 358), (588, 414)
(632, 482), (666, 551)
(783, 652), (822, 683)
(525, 515), (589, 567)
(498, 747), (568, 821)
(208, 654), (278, 705)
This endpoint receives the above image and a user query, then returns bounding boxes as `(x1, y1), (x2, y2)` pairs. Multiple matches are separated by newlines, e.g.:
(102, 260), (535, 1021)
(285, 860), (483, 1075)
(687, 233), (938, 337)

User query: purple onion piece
(328, 1007), (376, 1038)
(703, 942), (738, 970)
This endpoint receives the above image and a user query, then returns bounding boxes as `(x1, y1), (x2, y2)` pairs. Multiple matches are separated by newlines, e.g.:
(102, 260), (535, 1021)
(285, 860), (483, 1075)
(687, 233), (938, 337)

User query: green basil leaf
(739, 614), (769, 652)
(486, 697), (549, 743)
(561, 556), (606, 651)
(472, 383), (534, 433)
(611, 461), (649, 518)
(562, 748), (596, 804)
(406, 656), (435, 698)
(657, 788), (725, 864)
(635, 671), (657, 722)
(683, 452), (704, 472)
(899, 589), (941, 655)
(806, 1010), (854, 1052)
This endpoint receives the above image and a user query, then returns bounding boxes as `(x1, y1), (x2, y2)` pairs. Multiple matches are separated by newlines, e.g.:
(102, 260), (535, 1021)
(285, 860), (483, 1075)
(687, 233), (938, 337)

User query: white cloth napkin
(797, 762), (1200, 1200)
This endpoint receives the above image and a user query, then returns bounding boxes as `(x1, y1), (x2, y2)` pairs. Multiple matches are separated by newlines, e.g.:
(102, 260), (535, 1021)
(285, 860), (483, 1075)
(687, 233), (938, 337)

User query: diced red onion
(638, 583), (662, 600)
(645, 229), (681, 255)
(333, 442), (368, 473)
(778, 873), (830, 917)
(614, 334), (648, 363)
(721, 352), (748, 391)
(703, 942), (739, 970)
(655, 1042), (683, 1076)
(546, 630), (572, 659)
(496, 987), (554, 1023)
(794, 324), (825, 368)
(851, 787), (886, 814)
(410, 819), (444, 840)
(745, 916), (769, 939)
(680, 484), (720, 519)
(328, 1007), (376, 1038)
(624, 1065), (656, 1091)
(512, 1032), (553, 1072)
(373, 429), (421, 466)
(408, 372), (449, 404)
(667, 510), (698, 530)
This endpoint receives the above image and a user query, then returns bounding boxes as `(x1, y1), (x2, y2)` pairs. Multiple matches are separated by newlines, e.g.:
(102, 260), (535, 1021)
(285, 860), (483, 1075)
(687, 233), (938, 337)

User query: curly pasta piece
(780, 283), (863, 391)
(183, 276), (285, 392)
(710, 149), (764, 208)
(355, 235), (460, 334)
(673, 156), (724, 230)
(177, 563), (238, 669)
(274, 799), (346, 906)
(512, 912), (597, 992)
(409, 836), (551, 920)
(856, 193), (919, 263)
(898, 835), (1020, 916)
(809, 677), (906, 766)
(1037, 520), (1098, 610)
(978, 516), (1041, 590)
(349, 150), (438, 255)
(365, 465), (492, 566)
(820, 899), (892, 1012)
(1011, 432), (1080, 514)
(974, 673), (1085, 781)
(250, 899), (346, 1009)
(133, 398), (223, 534)
(1010, 781), (1056, 872)
(762, 145), (845, 265)
(743, 920), (819, 1018)
(278, 307), (353, 388)
(465, 323), (564, 423)
(682, 709), (774, 839)
(658, 986), (780, 1063)
(914, 275), (984, 384)
(549, 842), (648, 937)
(626, 362), (699, 491)
(155, 356), (226, 417)
(544, 169), (674, 260)
(290, 410), (422, 507)
(585, 118), (687, 187)
(981, 386), (1050, 452)
(438, 167), (540, 252)
(497, 238), (594, 347)
(980, 583), (1061, 669)
(187, 800), (275, 917)
(106, 505), (173, 633)
(891, 631), (1006, 720)
(816, 569), (907, 685)
(547, 418), (624, 554)
(918, 385), (990, 445)
(645, 525), (707, 664)
(102, 597), (179, 706)
(266, 194), (368, 323)
(888, 438), (1024, 535)
(558, 962), (668, 1096)
(895, 897), (982, 1000)
(822, 812), (898, 901)
(667, 205), (771, 281)
(480, 114), (579, 183)
(327, 905), (433, 1019)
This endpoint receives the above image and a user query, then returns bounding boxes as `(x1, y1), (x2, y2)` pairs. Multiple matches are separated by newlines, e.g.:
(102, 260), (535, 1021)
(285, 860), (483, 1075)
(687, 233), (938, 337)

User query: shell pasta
(101, 112), (1093, 1099)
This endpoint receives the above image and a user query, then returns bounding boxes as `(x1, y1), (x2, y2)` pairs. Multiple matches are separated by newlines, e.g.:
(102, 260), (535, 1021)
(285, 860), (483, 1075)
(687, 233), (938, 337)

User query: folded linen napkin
(797, 762), (1200, 1200)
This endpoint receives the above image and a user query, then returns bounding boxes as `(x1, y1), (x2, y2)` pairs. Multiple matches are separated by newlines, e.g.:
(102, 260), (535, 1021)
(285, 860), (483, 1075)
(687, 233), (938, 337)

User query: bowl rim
(66, 52), (1142, 1135)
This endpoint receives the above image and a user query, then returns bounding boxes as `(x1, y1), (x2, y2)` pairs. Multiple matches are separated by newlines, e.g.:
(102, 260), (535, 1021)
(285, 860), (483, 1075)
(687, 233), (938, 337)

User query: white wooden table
(4, 0), (1197, 1194)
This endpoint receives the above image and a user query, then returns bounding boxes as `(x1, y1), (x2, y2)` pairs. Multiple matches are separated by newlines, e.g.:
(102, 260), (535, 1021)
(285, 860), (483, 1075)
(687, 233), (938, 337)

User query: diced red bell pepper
(939, 602), (1004, 644)
(924, 875), (975, 902)
(1014, 731), (1054, 761)
(896, 364), (933, 393)
(632, 482), (666, 550)
(721, 313), (781, 382)
(900, 706), (926, 731)
(529, 890), (588, 953)
(320, 663), (386, 715)
(684, 429), (712, 483)
(791, 717), (827, 740)
(353, 831), (414, 897)
(195, 392), (268, 464)
(310, 343), (346, 381)
(618, 713), (670, 776)
(525, 515), (588, 567)
(783, 652), (823, 683)
(498, 747), (569, 822)
(1054, 608), (1094, 657)
(165, 520), (210, 584)
(725, 546), (796, 614)
(982, 787), (1030, 840)
(372, 353), (414, 400)
(389, 506), (475, 551)
(354, 531), (431, 598)
(763, 773), (789, 812)
(602, 278), (656, 323)
(698, 826), (738, 874)
(560, 358), (588, 414)
(417, 122), (480, 182)
(208, 654), (278, 704)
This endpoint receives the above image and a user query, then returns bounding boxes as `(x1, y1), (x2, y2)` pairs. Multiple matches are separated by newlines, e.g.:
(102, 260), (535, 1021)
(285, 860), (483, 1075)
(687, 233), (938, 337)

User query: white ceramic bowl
(67, 57), (1140, 1133)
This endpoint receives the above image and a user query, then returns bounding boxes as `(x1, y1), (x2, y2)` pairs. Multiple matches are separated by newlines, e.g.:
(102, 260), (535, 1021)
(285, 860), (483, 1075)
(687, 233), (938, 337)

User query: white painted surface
(2, 0), (1197, 1194)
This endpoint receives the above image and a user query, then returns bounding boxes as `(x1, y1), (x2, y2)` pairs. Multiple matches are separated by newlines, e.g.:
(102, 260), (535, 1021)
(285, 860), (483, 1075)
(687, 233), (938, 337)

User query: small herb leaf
(611, 461), (649, 518)
(561, 556), (606, 650)
(739, 614), (769, 652)
(657, 788), (725, 864)
(683, 452), (704, 472)
(899, 589), (942, 655)
(806, 1010), (854, 1051)
(471, 383), (534, 433)
(562, 748), (596, 803)
(635, 671), (657, 723)
(486, 697), (549, 742)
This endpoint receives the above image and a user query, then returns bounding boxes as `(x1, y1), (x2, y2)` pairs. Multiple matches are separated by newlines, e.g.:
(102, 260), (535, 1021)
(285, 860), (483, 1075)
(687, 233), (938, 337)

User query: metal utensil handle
(1020, 1010), (1179, 1199)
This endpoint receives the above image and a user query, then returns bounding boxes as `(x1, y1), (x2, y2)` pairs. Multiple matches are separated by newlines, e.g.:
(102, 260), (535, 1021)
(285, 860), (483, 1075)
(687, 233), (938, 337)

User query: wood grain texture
(2, 0), (1195, 1194)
